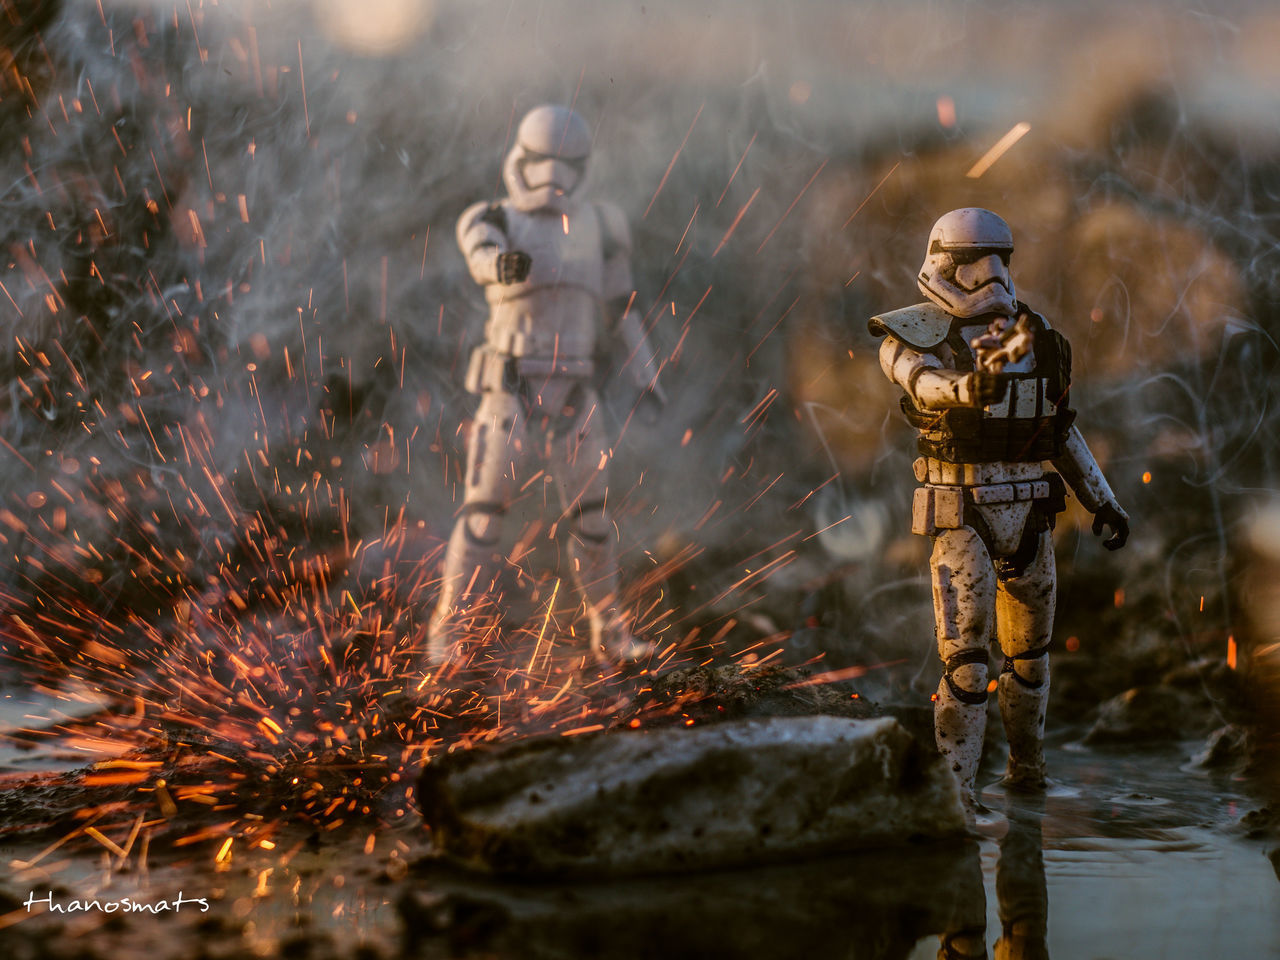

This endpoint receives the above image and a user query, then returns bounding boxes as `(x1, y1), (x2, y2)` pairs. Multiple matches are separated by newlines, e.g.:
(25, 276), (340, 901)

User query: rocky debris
(1192, 723), (1255, 771)
(1083, 684), (1219, 745)
(418, 715), (966, 877)
(1235, 805), (1279, 842)
(626, 663), (880, 727)
(398, 840), (983, 960)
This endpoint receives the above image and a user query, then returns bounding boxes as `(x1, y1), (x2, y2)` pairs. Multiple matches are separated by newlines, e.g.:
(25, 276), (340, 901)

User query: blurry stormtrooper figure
(427, 105), (661, 669)
(869, 208), (1129, 814)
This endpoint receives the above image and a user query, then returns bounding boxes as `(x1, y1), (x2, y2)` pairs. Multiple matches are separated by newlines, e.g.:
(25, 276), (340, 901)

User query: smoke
(2, 0), (1279, 731)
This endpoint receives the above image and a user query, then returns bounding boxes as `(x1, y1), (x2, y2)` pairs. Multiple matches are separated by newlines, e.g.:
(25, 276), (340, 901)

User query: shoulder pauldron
(867, 302), (954, 349)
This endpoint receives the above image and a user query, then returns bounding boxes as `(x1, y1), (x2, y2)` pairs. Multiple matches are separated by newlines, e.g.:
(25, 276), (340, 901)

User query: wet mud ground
(2, 686), (1277, 960)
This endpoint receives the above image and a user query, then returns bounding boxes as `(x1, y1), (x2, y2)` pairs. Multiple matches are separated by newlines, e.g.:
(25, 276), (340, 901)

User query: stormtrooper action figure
(868, 208), (1129, 811)
(427, 105), (661, 669)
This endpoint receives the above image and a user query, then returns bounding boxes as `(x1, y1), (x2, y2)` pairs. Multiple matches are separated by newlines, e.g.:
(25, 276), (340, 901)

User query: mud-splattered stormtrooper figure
(869, 208), (1129, 812)
(428, 105), (661, 669)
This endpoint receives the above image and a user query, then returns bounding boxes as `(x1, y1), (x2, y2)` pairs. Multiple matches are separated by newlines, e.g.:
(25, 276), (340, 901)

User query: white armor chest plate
(485, 201), (604, 303)
(481, 201), (605, 360)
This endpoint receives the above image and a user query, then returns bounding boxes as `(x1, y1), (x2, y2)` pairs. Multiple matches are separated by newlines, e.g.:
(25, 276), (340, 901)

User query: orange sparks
(644, 102), (703, 219)
(526, 577), (562, 673)
(83, 771), (150, 786)
(716, 131), (757, 207)
(1142, 471), (1152, 484)
(215, 837), (234, 863)
(297, 40), (310, 138)
(966, 122), (1031, 178)
(561, 213), (569, 235)
(756, 158), (827, 254)
(155, 780), (177, 817)
(1065, 636), (1080, 652)
(85, 827), (128, 858)
(1114, 588), (1125, 608)
(802, 514), (851, 542)
(1227, 635), (1237, 670)
(713, 187), (760, 257)
(560, 724), (604, 737)
(842, 161), (901, 229)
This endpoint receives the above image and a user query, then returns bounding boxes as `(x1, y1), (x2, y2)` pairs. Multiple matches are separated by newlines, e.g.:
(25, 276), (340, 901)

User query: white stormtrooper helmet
(917, 207), (1017, 318)
(502, 105), (592, 213)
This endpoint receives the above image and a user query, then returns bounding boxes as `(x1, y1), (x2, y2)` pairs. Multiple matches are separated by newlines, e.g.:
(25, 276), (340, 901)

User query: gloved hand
(1091, 502), (1129, 551)
(496, 250), (532, 284)
(969, 371), (1011, 407)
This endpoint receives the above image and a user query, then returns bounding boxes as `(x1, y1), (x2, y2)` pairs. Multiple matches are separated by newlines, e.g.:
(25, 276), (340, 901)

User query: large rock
(418, 715), (966, 877)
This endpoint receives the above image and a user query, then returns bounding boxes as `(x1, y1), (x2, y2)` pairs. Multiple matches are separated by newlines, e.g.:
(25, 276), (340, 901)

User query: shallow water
(900, 735), (1280, 960)
(2, 723), (1276, 960)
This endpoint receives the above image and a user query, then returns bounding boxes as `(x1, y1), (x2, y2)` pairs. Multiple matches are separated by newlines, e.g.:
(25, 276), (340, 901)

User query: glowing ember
(936, 96), (956, 129)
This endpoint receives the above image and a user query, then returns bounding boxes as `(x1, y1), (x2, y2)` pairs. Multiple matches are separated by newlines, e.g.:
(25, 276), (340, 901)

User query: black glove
(1091, 503), (1129, 551)
(970, 371), (1011, 407)
(497, 251), (532, 284)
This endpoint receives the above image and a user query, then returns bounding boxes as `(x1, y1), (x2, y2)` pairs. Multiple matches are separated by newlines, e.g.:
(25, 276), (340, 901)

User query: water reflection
(937, 799), (1050, 960)
(994, 802), (1050, 960)
(400, 840), (987, 959)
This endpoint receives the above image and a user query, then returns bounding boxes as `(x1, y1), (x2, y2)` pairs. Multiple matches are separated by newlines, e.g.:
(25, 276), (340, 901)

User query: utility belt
(910, 473), (1067, 538)
(464, 344), (594, 394)
(484, 295), (598, 359)
(482, 324), (596, 358)
(902, 397), (1076, 463)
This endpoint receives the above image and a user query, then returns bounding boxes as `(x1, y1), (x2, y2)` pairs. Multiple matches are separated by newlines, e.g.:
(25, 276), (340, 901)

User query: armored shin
(424, 391), (526, 670)
(425, 507), (504, 667)
(995, 530), (1055, 788)
(549, 397), (648, 665)
(566, 523), (642, 664)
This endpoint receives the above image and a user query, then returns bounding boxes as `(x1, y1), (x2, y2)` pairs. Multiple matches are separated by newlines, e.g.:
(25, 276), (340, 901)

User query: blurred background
(6, 2), (1280, 958)
(2, 0), (1279, 776)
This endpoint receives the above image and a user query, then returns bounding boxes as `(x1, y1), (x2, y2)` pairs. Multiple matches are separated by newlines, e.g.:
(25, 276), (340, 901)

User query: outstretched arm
(1052, 425), (1129, 550)
(878, 335), (1006, 409)
(455, 201), (530, 286)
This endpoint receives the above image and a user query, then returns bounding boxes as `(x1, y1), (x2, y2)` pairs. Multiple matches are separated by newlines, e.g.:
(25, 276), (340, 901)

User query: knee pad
(569, 498), (610, 545)
(1001, 645), (1049, 689)
(943, 647), (990, 705)
(462, 502), (505, 546)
